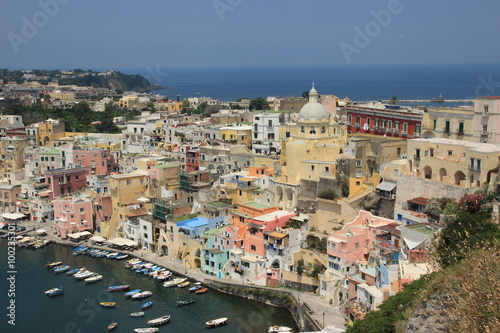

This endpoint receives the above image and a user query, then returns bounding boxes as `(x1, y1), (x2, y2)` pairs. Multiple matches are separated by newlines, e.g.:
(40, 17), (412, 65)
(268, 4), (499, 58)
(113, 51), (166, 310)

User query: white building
(252, 113), (282, 154)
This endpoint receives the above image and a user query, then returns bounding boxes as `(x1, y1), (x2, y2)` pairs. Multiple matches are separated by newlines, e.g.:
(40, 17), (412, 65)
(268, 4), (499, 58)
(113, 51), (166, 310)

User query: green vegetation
(4, 101), (140, 133)
(318, 189), (339, 200)
(249, 97), (270, 111)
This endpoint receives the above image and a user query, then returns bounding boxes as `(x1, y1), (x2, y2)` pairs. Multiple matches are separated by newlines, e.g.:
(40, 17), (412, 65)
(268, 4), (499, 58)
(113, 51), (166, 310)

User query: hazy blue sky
(1, 0), (499, 70)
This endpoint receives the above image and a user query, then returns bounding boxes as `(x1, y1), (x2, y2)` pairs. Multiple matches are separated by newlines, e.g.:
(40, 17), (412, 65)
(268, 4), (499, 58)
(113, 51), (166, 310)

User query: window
(483, 124), (488, 134)
(356, 160), (362, 167)
(321, 126), (326, 133)
(403, 122), (408, 133)
(375, 119), (379, 128)
(415, 149), (421, 159)
(355, 242), (359, 249)
(126, 180), (131, 185)
(355, 170), (362, 178)
(311, 165), (315, 171)
(268, 120), (272, 127)
(309, 126), (316, 134)
(484, 105), (489, 115)
(458, 122), (464, 134)
(430, 148), (434, 157)
(300, 126), (305, 133)
(476, 159), (482, 171)
(51, 157), (54, 161)
(366, 118), (371, 126)
(397, 148), (401, 157)
(254, 133), (258, 139)
(394, 121), (399, 130)
(285, 131), (291, 138)
(445, 120), (450, 133)
(433, 119), (437, 130)
(388, 120), (392, 129)
(415, 124), (421, 135)
(381, 120), (386, 129)
(356, 181), (360, 186)
(447, 150), (453, 156)
(250, 245), (256, 251)
(80, 207), (84, 213)
(254, 124), (258, 132)
(356, 116), (361, 126)
(325, 166), (329, 172)
(470, 158), (475, 169)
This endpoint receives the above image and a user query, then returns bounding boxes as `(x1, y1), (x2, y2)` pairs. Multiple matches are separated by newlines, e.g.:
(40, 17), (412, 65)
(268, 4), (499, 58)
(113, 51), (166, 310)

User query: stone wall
(205, 279), (321, 332)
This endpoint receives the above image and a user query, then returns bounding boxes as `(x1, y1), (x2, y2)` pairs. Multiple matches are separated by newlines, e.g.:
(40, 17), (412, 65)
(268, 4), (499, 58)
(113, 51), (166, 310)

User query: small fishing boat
(74, 271), (96, 280)
(95, 251), (110, 258)
(195, 287), (208, 294)
(99, 302), (116, 308)
(84, 275), (102, 284)
(267, 326), (294, 333)
(131, 291), (152, 299)
(176, 299), (194, 306)
(53, 265), (70, 274)
(147, 314), (171, 326)
(106, 252), (119, 259)
(133, 328), (158, 333)
(141, 301), (153, 310)
(107, 285), (130, 292)
(47, 286), (64, 297)
(130, 311), (145, 317)
(124, 289), (141, 298)
(115, 254), (128, 260)
(45, 261), (62, 269)
(107, 322), (118, 331)
(178, 281), (190, 288)
(126, 258), (142, 267)
(189, 285), (202, 292)
(163, 277), (187, 288)
(156, 271), (172, 282)
(66, 268), (80, 276)
(206, 317), (228, 328)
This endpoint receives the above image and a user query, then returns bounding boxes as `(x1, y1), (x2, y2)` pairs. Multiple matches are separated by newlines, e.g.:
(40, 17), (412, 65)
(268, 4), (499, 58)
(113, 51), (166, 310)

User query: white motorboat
(268, 326), (294, 333)
(126, 258), (142, 267)
(131, 291), (152, 299)
(74, 271), (95, 280)
(206, 317), (228, 328)
(84, 275), (102, 284)
(163, 277), (186, 288)
(147, 314), (171, 326)
(133, 328), (159, 333)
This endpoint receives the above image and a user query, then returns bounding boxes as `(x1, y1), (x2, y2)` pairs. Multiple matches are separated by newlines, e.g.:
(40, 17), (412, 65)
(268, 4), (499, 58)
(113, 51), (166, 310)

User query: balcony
(443, 127), (450, 134)
(414, 154), (421, 160)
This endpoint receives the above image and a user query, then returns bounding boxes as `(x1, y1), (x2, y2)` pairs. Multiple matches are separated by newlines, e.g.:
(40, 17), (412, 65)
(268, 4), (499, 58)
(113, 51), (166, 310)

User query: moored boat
(178, 281), (190, 288)
(107, 285), (130, 292)
(176, 298), (194, 306)
(147, 314), (171, 326)
(66, 268), (80, 276)
(126, 258), (142, 267)
(84, 275), (102, 284)
(268, 326), (294, 333)
(131, 291), (152, 299)
(99, 302), (116, 308)
(206, 317), (228, 328)
(115, 254), (128, 260)
(53, 265), (70, 274)
(195, 287), (208, 294)
(106, 252), (119, 258)
(141, 301), (153, 310)
(47, 286), (64, 297)
(133, 328), (159, 333)
(45, 261), (62, 269)
(124, 289), (141, 298)
(74, 271), (96, 280)
(130, 311), (145, 317)
(189, 285), (202, 292)
(107, 322), (118, 331)
(163, 277), (187, 288)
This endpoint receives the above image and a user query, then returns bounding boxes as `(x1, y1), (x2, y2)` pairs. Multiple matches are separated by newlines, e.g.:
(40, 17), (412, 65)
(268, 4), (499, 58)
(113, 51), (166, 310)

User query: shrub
(458, 192), (484, 213)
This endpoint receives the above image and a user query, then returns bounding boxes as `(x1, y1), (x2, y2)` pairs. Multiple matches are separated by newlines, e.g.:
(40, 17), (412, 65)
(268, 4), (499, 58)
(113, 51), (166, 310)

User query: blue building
(177, 215), (225, 238)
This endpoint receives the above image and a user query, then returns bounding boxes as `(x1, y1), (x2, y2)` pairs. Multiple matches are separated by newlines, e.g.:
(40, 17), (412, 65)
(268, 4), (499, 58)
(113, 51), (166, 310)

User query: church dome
(298, 84), (330, 121)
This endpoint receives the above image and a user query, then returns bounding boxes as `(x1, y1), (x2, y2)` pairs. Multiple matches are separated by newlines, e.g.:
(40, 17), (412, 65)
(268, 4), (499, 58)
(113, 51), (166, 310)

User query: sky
(1, 0), (499, 70)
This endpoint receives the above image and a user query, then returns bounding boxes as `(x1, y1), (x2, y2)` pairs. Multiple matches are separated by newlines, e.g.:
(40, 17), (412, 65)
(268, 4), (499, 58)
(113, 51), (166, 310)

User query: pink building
(52, 197), (93, 239)
(244, 210), (295, 257)
(73, 149), (117, 175)
(213, 225), (239, 251)
(327, 210), (396, 277)
(45, 167), (90, 198)
(93, 194), (112, 232)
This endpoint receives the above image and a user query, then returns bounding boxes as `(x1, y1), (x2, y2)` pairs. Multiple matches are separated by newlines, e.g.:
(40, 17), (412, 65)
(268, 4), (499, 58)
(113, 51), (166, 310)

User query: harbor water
(0, 241), (298, 333)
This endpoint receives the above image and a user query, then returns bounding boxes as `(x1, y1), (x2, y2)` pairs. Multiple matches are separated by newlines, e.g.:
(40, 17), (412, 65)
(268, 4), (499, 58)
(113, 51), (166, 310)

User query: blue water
(0, 241), (298, 333)
(113, 63), (500, 102)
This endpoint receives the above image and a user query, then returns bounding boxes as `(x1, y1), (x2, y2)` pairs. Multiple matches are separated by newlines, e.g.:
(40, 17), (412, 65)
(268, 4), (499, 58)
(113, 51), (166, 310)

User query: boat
(115, 254), (128, 260)
(73, 246), (87, 255)
(133, 328), (159, 333)
(195, 287), (208, 294)
(66, 268), (80, 276)
(106, 252), (119, 258)
(53, 265), (70, 274)
(141, 301), (153, 310)
(176, 298), (194, 306)
(163, 277), (187, 288)
(99, 302), (117, 308)
(156, 271), (172, 281)
(178, 281), (190, 288)
(107, 285), (130, 292)
(131, 291), (152, 299)
(147, 314), (171, 326)
(124, 289), (141, 298)
(33, 239), (50, 249)
(84, 275), (102, 284)
(206, 317), (228, 328)
(45, 261), (62, 269)
(130, 311), (145, 317)
(189, 285), (202, 292)
(107, 322), (118, 331)
(95, 251), (109, 258)
(47, 287), (64, 297)
(125, 258), (142, 267)
(268, 326), (294, 333)
(430, 94), (444, 103)
(74, 271), (96, 280)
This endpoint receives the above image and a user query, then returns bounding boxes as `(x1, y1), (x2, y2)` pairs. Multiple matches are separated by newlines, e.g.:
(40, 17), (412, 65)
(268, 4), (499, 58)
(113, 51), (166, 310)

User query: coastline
(5, 224), (345, 331)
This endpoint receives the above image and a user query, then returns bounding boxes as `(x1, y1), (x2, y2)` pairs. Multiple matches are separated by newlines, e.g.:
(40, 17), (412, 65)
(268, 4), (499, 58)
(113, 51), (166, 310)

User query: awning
(80, 231), (91, 236)
(403, 237), (426, 250)
(107, 237), (138, 247)
(137, 197), (150, 203)
(376, 180), (397, 192)
(68, 233), (81, 239)
(90, 235), (106, 242)
(1, 213), (26, 220)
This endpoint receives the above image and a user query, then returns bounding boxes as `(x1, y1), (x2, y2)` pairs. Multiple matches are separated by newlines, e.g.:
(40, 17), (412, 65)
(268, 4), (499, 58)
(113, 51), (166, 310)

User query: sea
(115, 63), (500, 105)
(0, 241), (298, 333)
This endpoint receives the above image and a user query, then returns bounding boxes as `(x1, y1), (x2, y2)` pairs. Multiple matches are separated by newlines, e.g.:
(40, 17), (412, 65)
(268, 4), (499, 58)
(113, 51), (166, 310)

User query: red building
(45, 167), (90, 199)
(185, 146), (200, 172)
(73, 149), (117, 175)
(345, 104), (423, 138)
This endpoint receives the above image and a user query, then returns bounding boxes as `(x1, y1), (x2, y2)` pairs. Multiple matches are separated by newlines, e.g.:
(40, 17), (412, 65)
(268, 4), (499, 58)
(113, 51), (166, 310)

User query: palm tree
(391, 96), (399, 105)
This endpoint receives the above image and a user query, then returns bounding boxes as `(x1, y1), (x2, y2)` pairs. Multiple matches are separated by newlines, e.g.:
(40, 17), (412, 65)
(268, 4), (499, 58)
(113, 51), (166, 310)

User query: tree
(301, 91), (309, 99)
(249, 97), (269, 111)
(390, 96), (399, 105)
(296, 259), (305, 276)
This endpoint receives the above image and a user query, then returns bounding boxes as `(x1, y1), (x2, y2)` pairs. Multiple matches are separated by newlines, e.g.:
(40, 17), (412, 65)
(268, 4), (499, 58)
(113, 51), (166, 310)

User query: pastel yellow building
(220, 126), (252, 148)
(101, 171), (150, 238)
(279, 85), (347, 185)
(422, 106), (475, 141)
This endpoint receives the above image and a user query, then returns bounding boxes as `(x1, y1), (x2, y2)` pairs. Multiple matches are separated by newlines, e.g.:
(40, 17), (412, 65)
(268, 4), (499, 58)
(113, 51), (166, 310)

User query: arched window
(321, 126), (326, 133)
(310, 126), (316, 134)
(301, 126), (305, 133)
